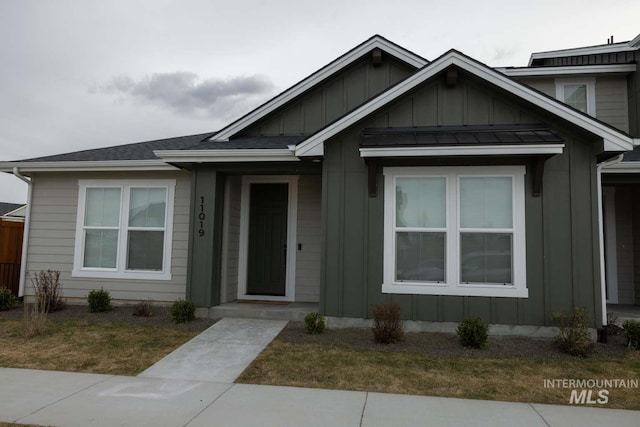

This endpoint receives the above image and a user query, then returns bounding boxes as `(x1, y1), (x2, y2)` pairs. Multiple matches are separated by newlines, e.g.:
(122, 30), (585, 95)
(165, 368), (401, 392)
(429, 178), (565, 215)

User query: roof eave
(500, 64), (636, 77)
(295, 51), (635, 158)
(154, 149), (300, 163)
(0, 160), (178, 173)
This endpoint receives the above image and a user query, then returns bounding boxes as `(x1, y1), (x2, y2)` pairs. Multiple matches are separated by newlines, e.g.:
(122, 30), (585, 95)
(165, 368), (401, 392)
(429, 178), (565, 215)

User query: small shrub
(23, 291), (49, 337)
(552, 307), (594, 357)
(623, 320), (640, 350)
(304, 312), (325, 334)
(87, 289), (112, 313)
(0, 286), (17, 311)
(30, 270), (65, 312)
(457, 317), (489, 349)
(371, 302), (404, 344)
(132, 300), (154, 317)
(170, 299), (196, 323)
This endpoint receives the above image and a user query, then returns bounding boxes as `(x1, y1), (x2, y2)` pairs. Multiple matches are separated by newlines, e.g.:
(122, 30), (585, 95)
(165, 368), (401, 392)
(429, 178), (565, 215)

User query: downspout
(12, 167), (32, 297)
(596, 154), (624, 326)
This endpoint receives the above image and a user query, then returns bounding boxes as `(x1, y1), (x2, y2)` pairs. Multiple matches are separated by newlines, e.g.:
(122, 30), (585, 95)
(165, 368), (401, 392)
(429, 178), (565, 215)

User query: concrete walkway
(1, 368), (638, 427)
(139, 318), (287, 383)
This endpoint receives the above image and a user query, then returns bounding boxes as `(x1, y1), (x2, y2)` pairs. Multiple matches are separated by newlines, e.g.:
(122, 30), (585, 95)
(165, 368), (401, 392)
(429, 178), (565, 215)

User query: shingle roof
(19, 132), (216, 162)
(622, 146), (640, 162)
(360, 124), (564, 148)
(0, 202), (23, 216)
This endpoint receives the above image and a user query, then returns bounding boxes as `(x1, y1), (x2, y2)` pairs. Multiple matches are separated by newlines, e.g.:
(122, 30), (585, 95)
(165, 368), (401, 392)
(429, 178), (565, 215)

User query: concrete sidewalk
(1, 368), (638, 427)
(138, 318), (287, 383)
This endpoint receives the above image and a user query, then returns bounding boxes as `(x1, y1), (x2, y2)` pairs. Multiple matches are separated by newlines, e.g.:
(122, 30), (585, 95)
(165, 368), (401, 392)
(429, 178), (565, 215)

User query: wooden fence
(0, 219), (24, 295)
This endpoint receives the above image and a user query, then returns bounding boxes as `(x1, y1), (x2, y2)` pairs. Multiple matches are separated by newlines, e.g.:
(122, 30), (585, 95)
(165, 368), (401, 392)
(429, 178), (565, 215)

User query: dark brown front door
(246, 183), (288, 296)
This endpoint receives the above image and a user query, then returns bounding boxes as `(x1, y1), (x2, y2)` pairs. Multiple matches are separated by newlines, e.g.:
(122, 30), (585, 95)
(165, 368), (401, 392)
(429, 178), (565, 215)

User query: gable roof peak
(210, 35), (428, 142)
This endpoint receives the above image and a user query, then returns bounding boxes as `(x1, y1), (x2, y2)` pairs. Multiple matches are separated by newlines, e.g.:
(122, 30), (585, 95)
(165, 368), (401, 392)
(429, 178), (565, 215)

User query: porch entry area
(602, 184), (640, 306)
(219, 174), (321, 305)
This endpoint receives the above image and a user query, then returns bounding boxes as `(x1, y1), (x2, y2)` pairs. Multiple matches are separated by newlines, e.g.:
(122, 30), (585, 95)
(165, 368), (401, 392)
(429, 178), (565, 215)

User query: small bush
(457, 317), (489, 349)
(623, 320), (640, 350)
(371, 302), (404, 344)
(132, 300), (154, 317)
(30, 270), (65, 312)
(0, 286), (17, 311)
(170, 299), (196, 323)
(87, 289), (112, 313)
(304, 312), (325, 334)
(552, 307), (594, 357)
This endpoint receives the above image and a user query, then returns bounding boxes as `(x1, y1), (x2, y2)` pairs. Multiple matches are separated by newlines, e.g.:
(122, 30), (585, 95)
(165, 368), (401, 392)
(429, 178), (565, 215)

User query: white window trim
(555, 78), (596, 116)
(237, 175), (299, 302)
(72, 179), (175, 280)
(383, 166), (528, 298)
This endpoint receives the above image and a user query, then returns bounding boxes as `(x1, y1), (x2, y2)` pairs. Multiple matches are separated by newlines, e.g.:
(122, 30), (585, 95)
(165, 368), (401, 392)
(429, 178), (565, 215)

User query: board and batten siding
(239, 55), (416, 137)
(321, 70), (603, 327)
(24, 171), (191, 302)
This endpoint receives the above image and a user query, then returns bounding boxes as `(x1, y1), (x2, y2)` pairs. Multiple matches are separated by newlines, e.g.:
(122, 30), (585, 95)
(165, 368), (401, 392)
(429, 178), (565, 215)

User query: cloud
(94, 72), (275, 119)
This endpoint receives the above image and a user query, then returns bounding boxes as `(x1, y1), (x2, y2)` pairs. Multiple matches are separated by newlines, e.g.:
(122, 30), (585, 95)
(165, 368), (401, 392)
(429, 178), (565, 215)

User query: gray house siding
(25, 170), (191, 302)
(221, 176), (241, 303)
(295, 174), (322, 302)
(321, 71), (603, 327)
(239, 55), (416, 137)
(516, 75), (629, 133)
(614, 187), (635, 304)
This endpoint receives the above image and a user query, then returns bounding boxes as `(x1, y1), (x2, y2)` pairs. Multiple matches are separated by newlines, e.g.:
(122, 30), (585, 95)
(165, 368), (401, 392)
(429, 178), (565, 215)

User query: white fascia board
(295, 51), (634, 158)
(154, 149), (300, 163)
(631, 33), (640, 48)
(360, 144), (565, 158)
(500, 64), (636, 77)
(603, 161), (640, 173)
(528, 42), (637, 66)
(211, 36), (428, 142)
(0, 160), (177, 172)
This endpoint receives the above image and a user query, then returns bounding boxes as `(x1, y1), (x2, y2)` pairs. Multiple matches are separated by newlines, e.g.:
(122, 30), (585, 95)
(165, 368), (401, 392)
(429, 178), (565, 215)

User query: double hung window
(383, 166), (527, 297)
(73, 180), (175, 280)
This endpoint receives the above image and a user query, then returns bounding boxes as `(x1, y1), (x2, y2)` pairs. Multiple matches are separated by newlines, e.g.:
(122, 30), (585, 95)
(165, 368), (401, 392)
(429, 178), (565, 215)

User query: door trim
(238, 176), (298, 302)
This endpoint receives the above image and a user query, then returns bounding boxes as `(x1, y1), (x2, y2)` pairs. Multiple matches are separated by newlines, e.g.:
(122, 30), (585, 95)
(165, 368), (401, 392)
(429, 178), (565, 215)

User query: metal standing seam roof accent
(360, 125), (565, 148)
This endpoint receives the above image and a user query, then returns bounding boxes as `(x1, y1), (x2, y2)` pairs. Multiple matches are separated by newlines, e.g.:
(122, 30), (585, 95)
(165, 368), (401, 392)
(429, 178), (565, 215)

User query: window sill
(382, 283), (528, 298)
(72, 269), (172, 281)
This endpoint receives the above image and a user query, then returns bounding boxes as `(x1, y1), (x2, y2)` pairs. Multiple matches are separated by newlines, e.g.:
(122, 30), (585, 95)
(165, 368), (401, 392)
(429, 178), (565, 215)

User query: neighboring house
(0, 203), (25, 221)
(1, 35), (639, 330)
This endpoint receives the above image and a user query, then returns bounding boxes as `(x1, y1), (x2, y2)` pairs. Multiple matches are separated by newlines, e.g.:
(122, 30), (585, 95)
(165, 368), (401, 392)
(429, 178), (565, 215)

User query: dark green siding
(321, 71), (604, 327)
(240, 56), (416, 137)
(187, 167), (224, 307)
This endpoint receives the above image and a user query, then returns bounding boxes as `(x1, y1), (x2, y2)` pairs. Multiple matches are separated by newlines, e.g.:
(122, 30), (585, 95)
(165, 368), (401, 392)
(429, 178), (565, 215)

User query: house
(0, 203), (25, 221)
(1, 35), (639, 332)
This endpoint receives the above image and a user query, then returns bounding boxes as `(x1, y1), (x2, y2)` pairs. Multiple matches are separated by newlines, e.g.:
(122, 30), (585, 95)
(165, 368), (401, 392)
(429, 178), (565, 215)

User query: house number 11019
(198, 196), (206, 236)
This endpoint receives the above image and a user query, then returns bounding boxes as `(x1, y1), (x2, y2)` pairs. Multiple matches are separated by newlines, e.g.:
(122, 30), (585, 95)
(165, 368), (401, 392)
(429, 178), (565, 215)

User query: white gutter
(12, 167), (31, 297)
(596, 154), (624, 326)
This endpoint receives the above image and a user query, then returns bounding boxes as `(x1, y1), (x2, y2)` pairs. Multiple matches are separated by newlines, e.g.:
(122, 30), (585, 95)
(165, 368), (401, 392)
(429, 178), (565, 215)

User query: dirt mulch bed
(0, 303), (217, 333)
(278, 322), (630, 359)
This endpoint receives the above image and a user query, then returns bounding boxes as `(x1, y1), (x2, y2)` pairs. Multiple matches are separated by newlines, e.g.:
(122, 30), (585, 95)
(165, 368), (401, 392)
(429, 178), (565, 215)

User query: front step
(208, 302), (319, 322)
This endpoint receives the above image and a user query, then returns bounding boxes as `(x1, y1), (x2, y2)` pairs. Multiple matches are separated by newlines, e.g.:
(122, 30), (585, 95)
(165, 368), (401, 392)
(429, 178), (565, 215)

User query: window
(73, 180), (175, 280)
(555, 78), (595, 115)
(383, 166), (527, 298)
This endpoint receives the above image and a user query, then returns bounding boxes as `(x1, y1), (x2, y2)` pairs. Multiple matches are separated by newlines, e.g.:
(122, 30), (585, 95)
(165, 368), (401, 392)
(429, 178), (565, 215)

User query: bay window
(73, 180), (175, 280)
(383, 166), (527, 297)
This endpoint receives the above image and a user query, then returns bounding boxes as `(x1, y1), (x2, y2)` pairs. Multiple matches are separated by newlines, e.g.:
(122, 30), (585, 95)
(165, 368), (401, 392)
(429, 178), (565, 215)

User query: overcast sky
(1, 0), (639, 203)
